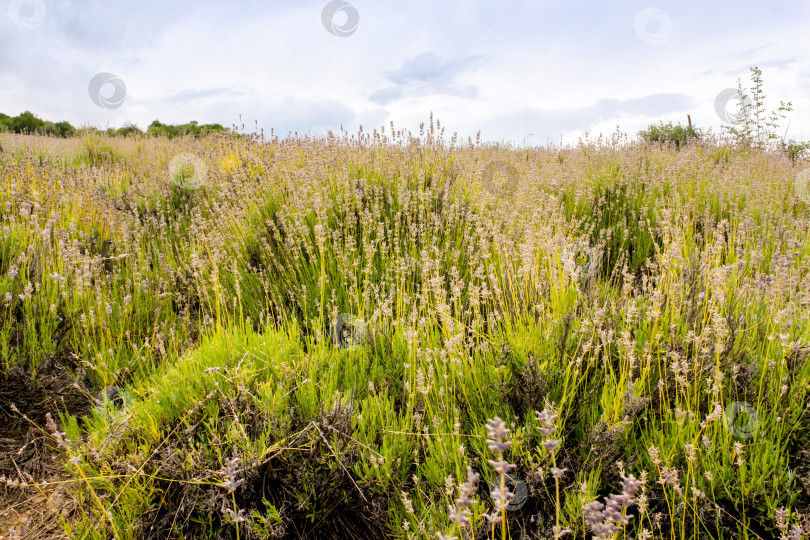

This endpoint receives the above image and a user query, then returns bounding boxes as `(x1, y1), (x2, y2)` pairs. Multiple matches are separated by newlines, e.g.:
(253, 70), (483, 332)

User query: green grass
(1, 127), (809, 539)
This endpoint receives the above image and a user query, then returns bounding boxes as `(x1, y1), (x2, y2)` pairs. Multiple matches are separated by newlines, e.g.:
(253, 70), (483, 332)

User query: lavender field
(0, 119), (809, 538)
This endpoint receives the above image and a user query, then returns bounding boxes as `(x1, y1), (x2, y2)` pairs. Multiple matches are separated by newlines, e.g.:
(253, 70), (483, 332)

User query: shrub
(639, 119), (702, 149)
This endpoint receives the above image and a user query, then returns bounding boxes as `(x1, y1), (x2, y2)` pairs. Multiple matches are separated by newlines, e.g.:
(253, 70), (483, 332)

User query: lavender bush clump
(582, 474), (643, 539)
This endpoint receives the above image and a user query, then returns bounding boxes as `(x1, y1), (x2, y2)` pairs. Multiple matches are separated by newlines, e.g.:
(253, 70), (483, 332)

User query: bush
(784, 139), (810, 164)
(639, 119), (702, 149)
(147, 119), (228, 139)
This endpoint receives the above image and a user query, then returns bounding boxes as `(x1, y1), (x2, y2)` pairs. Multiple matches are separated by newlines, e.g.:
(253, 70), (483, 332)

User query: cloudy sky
(1, 0), (809, 145)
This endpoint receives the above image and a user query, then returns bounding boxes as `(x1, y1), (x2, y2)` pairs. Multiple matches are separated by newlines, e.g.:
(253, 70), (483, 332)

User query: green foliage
(783, 138), (810, 164)
(110, 122), (143, 137)
(0, 111), (230, 139)
(639, 120), (702, 149)
(0, 112), (11, 132)
(724, 66), (794, 149)
(11, 110), (45, 134)
(147, 119), (227, 139)
(0, 110), (76, 137)
(53, 120), (77, 137)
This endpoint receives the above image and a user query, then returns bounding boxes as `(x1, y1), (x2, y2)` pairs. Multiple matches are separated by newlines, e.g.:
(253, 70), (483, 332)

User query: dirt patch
(0, 482), (75, 540)
(138, 417), (389, 539)
(0, 360), (93, 539)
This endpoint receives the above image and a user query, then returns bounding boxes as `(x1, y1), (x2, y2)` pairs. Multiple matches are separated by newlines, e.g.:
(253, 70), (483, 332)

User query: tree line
(0, 110), (228, 139)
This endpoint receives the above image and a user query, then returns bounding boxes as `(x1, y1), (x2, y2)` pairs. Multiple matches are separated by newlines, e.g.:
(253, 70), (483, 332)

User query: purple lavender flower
(456, 466), (480, 508)
(486, 417), (512, 452)
(489, 459), (516, 476)
(218, 457), (243, 493)
(542, 439), (560, 452)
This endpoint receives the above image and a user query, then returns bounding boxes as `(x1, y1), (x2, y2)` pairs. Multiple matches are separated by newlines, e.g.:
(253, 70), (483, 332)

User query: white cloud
(0, 0), (808, 143)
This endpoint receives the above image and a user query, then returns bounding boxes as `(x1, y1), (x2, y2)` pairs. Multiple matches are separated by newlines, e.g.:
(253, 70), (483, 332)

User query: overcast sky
(1, 0), (809, 145)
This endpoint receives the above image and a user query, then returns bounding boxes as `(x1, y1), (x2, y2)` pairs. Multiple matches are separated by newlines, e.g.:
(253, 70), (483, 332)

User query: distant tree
(147, 119), (227, 139)
(147, 120), (180, 138)
(639, 118), (702, 149)
(783, 139), (810, 165)
(40, 120), (76, 137)
(76, 126), (101, 136)
(54, 121), (76, 137)
(0, 112), (225, 139)
(11, 110), (45, 134)
(198, 122), (226, 135)
(115, 122), (143, 137)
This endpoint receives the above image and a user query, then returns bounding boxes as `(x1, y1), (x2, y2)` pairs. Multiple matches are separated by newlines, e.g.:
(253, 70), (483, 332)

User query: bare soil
(0, 360), (92, 539)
